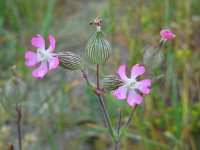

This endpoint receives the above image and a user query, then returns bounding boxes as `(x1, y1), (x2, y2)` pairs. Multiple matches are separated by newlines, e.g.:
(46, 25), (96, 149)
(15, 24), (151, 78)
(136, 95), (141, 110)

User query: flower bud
(101, 75), (123, 91)
(85, 30), (111, 64)
(58, 52), (83, 70)
(143, 46), (164, 69)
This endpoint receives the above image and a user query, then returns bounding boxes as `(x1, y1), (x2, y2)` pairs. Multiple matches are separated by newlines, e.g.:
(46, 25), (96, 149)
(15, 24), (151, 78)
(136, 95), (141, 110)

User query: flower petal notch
(25, 34), (59, 79)
(113, 64), (152, 107)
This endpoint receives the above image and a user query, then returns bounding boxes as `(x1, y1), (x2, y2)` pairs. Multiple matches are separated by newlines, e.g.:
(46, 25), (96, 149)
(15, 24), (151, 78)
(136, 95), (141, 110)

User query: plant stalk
(97, 95), (115, 139)
(96, 64), (115, 140)
(16, 104), (22, 150)
(124, 104), (138, 129)
(96, 64), (100, 89)
(81, 65), (115, 140)
(115, 108), (123, 150)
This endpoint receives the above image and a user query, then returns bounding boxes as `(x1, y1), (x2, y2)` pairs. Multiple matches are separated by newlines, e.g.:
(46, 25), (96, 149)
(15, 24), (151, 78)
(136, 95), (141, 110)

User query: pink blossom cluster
(25, 29), (175, 106)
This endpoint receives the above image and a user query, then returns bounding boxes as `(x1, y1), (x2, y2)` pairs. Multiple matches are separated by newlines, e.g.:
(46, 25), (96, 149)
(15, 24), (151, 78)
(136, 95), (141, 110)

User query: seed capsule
(0, 76), (26, 115)
(85, 30), (112, 64)
(143, 46), (164, 69)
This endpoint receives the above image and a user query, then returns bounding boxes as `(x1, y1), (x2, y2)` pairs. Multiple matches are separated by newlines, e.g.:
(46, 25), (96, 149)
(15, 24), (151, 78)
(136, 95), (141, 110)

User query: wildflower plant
(24, 18), (175, 149)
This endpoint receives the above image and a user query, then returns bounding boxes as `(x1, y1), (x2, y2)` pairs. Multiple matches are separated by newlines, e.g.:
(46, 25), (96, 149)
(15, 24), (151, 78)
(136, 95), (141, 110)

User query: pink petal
(127, 90), (143, 106)
(113, 85), (128, 100)
(31, 34), (45, 49)
(131, 64), (145, 79)
(160, 29), (170, 35)
(32, 61), (48, 79)
(135, 79), (151, 94)
(47, 56), (59, 70)
(117, 65), (129, 82)
(47, 35), (56, 52)
(25, 51), (39, 67)
(160, 29), (176, 39)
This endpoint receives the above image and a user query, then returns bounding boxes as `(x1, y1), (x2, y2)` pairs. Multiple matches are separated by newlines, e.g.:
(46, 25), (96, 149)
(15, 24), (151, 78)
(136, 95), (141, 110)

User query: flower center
(37, 49), (52, 61)
(130, 81), (136, 86)
(126, 79), (137, 90)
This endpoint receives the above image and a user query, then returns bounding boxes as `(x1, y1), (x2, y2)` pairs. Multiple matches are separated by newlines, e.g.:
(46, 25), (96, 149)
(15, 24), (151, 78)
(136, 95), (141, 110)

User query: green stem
(96, 64), (115, 140)
(97, 95), (115, 139)
(81, 69), (95, 92)
(16, 104), (22, 150)
(81, 66), (115, 140)
(114, 139), (120, 150)
(124, 104), (138, 129)
(117, 108), (122, 136)
(96, 64), (100, 89)
(115, 108), (123, 150)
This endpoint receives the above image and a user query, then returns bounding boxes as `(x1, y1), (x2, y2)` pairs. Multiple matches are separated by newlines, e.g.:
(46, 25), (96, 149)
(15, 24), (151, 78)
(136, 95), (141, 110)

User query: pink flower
(160, 29), (176, 40)
(25, 34), (59, 78)
(113, 64), (151, 106)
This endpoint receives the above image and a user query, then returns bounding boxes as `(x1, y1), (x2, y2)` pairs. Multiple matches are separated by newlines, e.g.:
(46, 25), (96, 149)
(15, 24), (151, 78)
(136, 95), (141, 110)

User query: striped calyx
(143, 46), (164, 69)
(101, 75), (123, 91)
(0, 76), (26, 115)
(58, 52), (83, 70)
(85, 31), (111, 64)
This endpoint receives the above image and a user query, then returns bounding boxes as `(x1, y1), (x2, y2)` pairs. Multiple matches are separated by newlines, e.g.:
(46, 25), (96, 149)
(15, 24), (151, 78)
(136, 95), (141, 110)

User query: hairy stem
(16, 104), (22, 150)
(96, 64), (115, 139)
(115, 108), (123, 150)
(81, 69), (95, 92)
(124, 104), (138, 129)
(96, 64), (100, 89)
(80, 66), (115, 140)
(117, 108), (122, 137)
(97, 95), (115, 139)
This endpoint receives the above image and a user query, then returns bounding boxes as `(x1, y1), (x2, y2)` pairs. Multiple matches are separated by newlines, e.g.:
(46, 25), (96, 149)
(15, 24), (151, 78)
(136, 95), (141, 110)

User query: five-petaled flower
(25, 34), (59, 78)
(160, 29), (176, 40)
(113, 64), (151, 106)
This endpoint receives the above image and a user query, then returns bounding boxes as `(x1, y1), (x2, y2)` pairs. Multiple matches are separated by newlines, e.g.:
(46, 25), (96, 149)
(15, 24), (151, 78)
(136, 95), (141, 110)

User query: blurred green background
(0, 0), (200, 150)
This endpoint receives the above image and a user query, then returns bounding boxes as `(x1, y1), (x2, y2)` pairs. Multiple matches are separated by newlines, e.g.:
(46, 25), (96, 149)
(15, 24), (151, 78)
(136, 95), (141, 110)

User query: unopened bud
(58, 52), (83, 70)
(85, 31), (112, 64)
(101, 75), (123, 91)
